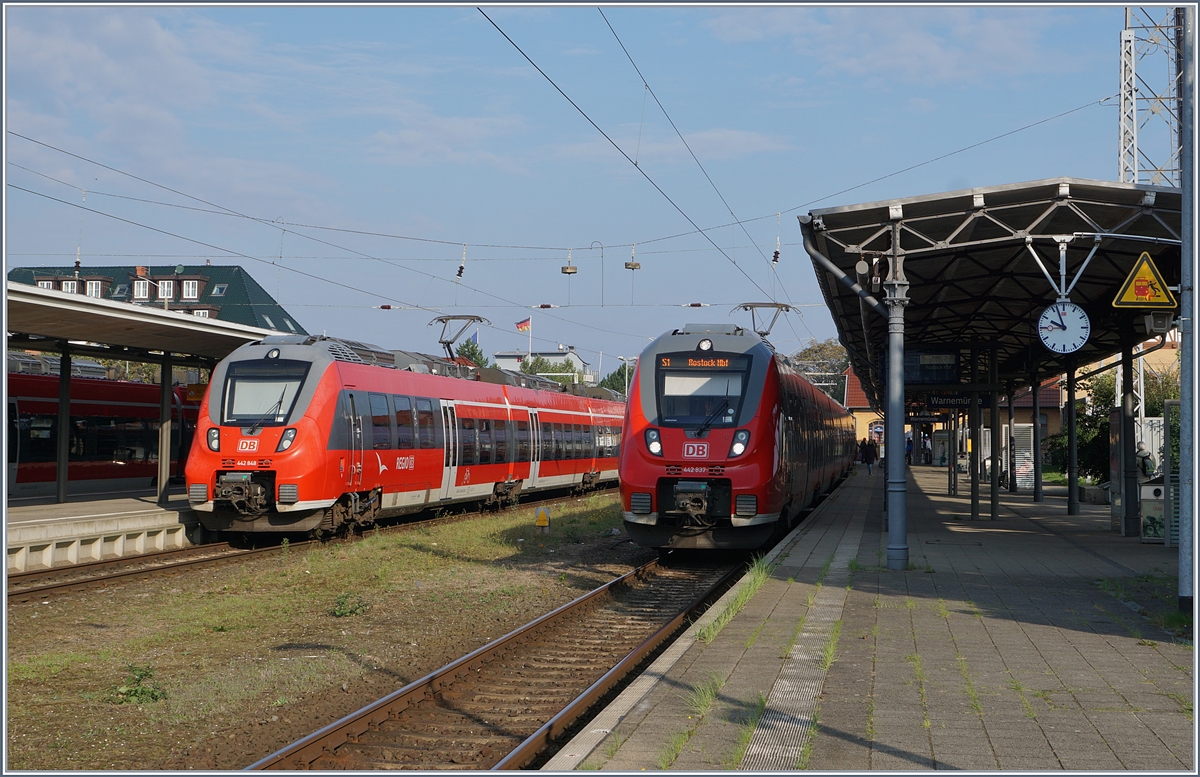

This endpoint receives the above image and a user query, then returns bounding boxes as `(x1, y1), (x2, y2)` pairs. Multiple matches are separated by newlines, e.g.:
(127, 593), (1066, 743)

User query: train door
(347, 393), (364, 489)
(440, 403), (458, 500)
(7, 400), (19, 495)
(528, 410), (541, 488)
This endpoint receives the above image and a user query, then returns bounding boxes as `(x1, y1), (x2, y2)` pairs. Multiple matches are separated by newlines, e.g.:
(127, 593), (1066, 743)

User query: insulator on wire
(457, 244), (466, 279)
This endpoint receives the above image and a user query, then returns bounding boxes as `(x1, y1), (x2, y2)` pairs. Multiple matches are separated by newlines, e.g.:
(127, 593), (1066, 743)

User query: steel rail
(246, 558), (736, 771)
(492, 562), (742, 769)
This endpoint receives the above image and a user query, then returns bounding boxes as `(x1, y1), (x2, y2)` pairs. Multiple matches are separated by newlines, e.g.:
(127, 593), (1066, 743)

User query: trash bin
(1140, 476), (1165, 543)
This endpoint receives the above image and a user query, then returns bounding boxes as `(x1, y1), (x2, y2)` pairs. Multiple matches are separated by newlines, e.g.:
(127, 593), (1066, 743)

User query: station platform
(6, 488), (200, 573)
(546, 466), (1193, 771)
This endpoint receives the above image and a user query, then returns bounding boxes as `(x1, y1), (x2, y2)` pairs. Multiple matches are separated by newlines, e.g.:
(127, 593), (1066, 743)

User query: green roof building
(6, 264), (308, 335)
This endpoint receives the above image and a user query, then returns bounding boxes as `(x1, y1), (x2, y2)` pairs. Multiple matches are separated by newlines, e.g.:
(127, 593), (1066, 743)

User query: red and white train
(7, 372), (199, 499)
(619, 323), (856, 551)
(185, 335), (625, 535)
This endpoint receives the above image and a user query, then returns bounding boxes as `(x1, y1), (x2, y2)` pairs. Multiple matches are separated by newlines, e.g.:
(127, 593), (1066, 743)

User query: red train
(619, 323), (856, 551)
(185, 335), (625, 535)
(6, 372), (199, 499)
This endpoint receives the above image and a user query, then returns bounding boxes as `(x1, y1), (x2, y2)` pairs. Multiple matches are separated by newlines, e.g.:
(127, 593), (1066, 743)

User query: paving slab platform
(6, 489), (200, 572)
(546, 466), (1194, 771)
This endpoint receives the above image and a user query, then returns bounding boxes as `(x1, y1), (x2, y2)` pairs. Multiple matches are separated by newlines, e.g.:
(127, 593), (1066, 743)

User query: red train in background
(619, 323), (856, 551)
(185, 335), (625, 535)
(7, 372), (199, 499)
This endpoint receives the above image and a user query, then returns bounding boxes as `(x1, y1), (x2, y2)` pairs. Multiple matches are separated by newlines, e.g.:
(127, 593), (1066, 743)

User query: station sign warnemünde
(925, 393), (992, 409)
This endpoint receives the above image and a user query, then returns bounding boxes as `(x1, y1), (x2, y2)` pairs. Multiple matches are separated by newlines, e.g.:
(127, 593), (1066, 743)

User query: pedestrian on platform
(1135, 441), (1156, 483)
(905, 437), (914, 465)
(862, 438), (878, 475)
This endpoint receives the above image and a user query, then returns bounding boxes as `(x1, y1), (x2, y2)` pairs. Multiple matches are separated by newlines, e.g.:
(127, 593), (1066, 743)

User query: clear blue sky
(5, 3), (1132, 376)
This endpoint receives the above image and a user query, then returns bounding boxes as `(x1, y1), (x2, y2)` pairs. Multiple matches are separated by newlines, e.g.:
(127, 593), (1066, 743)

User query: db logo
(237, 439), (259, 453)
(683, 442), (709, 459)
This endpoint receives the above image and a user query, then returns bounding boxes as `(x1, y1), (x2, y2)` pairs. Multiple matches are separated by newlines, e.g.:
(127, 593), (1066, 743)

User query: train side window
(572, 424), (582, 459)
(458, 417), (476, 465)
(566, 424), (576, 460)
(553, 423), (564, 461)
(584, 425), (594, 458)
(7, 403), (18, 465)
(369, 393), (391, 450)
(393, 396), (415, 449)
(542, 423), (554, 461)
(478, 419), (493, 465)
(516, 420), (530, 462)
(494, 420), (507, 464)
(416, 398), (437, 449)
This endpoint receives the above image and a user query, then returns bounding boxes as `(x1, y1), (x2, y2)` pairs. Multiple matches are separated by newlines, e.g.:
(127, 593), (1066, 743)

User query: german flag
(515, 318), (531, 332)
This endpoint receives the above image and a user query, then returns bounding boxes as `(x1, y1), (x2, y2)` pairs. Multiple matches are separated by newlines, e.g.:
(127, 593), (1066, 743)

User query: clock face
(1038, 301), (1091, 354)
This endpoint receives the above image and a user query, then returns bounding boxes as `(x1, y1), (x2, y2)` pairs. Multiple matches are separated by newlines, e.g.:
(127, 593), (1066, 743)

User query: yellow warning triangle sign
(1112, 252), (1177, 308)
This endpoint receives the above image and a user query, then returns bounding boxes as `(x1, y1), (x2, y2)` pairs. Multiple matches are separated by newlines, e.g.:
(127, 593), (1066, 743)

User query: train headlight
(729, 429), (750, 457)
(207, 427), (221, 451)
(645, 428), (663, 456)
(698, 339), (712, 351)
(276, 428), (298, 452)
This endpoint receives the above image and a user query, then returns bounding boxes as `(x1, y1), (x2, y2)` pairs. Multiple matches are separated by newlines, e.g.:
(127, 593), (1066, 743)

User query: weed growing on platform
(865, 695), (875, 741)
(795, 705), (820, 769)
(819, 620), (843, 671)
(725, 691), (767, 768)
(906, 653), (930, 728)
(655, 730), (692, 770)
(745, 620), (767, 649)
(956, 655), (982, 715)
(781, 613), (808, 659)
(695, 556), (772, 644)
(1167, 692), (1193, 721)
(1008, 678), (1037, 719)
(687, 673), (725, 718)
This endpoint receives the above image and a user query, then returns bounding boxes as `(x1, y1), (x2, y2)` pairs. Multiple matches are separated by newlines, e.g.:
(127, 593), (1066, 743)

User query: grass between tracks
(6, 491), (646, 771)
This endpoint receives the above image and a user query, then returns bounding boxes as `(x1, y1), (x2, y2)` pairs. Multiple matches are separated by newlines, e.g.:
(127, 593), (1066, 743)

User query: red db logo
(237, 439), (259, 453)
(683, 442), (709, 459)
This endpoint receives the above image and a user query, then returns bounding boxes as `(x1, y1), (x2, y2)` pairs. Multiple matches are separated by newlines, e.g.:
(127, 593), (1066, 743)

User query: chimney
(135, 265), (148, 277)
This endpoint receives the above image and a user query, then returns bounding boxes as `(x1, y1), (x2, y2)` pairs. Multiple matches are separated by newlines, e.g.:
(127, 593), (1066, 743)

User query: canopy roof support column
(1033, 362), (1043, 502)
(884, 221), (909, 571)
(1179, 4), (1194, 613)
(157, 353), (173, 506)
(970, 350), (981, 520)
(990, 349), (1000, 519)
(1067, 359), (1080, 515)
(1121, 335), (1139, 537)
(55, 342), (71, 503)
(1007, 380), (1017, 493)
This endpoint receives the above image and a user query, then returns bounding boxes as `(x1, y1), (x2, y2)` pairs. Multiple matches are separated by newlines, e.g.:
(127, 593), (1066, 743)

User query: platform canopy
(6, 283), (275, 363)
(804, 177), (1182, 407)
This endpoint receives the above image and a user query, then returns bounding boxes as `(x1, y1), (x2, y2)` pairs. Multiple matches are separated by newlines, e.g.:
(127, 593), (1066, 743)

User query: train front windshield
(656, 354), (749, 428)
(222, 360), (311, 426)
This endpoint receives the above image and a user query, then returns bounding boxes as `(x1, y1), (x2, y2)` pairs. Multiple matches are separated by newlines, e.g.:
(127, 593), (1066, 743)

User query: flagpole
(528, 315), (532, 359)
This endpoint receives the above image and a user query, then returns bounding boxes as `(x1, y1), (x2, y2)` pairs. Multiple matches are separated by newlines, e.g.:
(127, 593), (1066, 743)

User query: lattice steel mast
(1120, 7), (1186, 186)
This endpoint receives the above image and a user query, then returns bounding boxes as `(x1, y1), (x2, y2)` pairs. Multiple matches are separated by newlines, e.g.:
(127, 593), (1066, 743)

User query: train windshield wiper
(248, 387), (288, 433)
(694, 396), (730, 436)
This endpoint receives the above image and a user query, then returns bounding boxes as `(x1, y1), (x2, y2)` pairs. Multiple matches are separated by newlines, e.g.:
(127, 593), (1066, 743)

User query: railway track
(6, 486), (620, 602)
(247, 556), (743, 770)
(5, 543), (284, 602)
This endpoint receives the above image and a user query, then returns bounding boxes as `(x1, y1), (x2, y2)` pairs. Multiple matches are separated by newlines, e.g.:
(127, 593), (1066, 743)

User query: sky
(4, 2), (1144, 379)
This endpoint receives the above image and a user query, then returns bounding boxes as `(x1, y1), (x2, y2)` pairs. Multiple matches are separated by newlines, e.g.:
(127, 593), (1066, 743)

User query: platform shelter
(800, 177), (1187, 595)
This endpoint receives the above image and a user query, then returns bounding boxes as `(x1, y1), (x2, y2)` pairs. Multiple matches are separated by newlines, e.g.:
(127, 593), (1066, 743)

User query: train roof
(254, 334), (622, 401)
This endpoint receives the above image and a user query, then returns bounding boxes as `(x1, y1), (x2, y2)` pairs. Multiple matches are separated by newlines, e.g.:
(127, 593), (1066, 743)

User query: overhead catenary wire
(8, 184), (653, 356)
(478, 7), (774, 303)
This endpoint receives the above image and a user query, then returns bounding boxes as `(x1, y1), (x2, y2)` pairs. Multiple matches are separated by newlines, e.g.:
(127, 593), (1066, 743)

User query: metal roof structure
(803, 177), (1182, 408)
(6, 283), (275, 363)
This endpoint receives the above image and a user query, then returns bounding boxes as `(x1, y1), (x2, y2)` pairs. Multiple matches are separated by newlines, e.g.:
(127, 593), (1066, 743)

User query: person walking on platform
(861, 438), (878, 475)
(905, 436), (914, 465)
(1135, 441), (1156, 483)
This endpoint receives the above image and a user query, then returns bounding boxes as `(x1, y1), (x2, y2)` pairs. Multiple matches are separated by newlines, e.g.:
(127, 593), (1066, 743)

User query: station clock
(1037, 301), (1091, 354)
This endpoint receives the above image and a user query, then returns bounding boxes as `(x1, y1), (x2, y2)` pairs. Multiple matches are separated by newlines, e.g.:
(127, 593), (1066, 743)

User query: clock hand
(1057, 305), (1068, 330)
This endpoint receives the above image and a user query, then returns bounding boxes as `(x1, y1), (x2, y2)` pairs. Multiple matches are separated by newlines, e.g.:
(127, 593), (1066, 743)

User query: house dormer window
(86, 280), (102, 298)
(157, 279), (174, 300)
(36, 281), (53, 290)
(182, 280), (199, 300)
(61, 280), (77, 294)
(133, 280), (149, 299)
